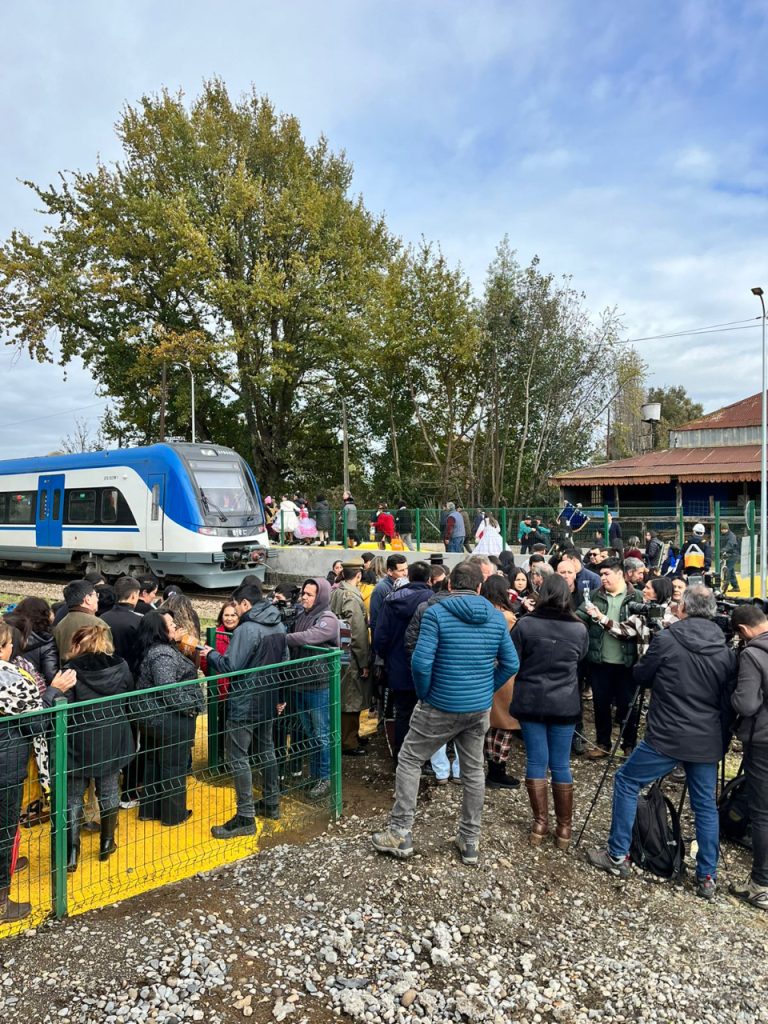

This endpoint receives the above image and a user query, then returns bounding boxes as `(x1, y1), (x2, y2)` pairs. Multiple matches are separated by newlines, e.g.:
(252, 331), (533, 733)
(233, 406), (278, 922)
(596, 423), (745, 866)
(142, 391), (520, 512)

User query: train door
(147, 473), (165, 551)
(36, 474), (65, 547)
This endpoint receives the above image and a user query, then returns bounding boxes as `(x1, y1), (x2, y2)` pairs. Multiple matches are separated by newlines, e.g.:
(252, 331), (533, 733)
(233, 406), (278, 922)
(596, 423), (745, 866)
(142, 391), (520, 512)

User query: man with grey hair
(587, 584), (736, 900)
(623, 556), (646, 588)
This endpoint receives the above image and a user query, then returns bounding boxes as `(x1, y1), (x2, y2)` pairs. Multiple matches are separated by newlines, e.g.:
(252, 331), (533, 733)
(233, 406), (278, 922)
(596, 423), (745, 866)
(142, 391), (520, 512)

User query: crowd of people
(1, 513), (765, 926)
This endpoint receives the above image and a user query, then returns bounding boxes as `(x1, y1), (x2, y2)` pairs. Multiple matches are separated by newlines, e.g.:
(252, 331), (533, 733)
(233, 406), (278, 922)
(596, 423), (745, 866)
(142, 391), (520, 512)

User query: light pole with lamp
(172, 363), (197, 444)
(754, 286), (766, 598)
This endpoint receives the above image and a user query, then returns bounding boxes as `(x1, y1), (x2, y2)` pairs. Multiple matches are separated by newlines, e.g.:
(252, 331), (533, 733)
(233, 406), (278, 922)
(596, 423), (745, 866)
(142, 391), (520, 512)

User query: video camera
(626, 600), (666, 632)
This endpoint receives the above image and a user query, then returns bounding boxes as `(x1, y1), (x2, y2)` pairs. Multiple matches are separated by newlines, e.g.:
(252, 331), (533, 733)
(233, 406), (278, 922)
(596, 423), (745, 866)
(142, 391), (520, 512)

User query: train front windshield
(190, 460), (264, 525)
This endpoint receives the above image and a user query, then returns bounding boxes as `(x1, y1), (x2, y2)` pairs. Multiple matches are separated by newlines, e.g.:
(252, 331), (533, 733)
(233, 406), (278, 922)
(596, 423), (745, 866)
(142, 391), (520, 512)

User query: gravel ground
(1, 732), (766, 1024)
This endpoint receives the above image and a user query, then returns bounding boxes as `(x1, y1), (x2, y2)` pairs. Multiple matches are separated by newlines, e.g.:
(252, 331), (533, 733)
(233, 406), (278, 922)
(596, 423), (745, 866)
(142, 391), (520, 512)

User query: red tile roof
(676, 392), (763, 432)
(551, 445), (761, 486)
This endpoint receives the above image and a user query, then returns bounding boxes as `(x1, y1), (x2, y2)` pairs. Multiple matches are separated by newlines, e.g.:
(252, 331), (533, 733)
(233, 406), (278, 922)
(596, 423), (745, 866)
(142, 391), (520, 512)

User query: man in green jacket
(330, 560), (370, 755)
(577, 558), (642, 758)
(53, 580), (112, 662)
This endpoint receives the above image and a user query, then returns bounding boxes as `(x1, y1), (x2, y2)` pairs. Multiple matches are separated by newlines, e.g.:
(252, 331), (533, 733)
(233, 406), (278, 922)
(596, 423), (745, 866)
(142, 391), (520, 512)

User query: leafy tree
(645, 385), (704, 448)
(0, 80), (394, 491)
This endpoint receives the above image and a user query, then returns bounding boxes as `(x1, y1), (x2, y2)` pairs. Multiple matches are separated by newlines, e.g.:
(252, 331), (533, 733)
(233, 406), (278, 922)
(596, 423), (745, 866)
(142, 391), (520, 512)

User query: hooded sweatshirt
(732, 631), (768, 745)
(634, 616), (737, 762)
(286, 577), (340, 662)
(411, 591), (519, 713)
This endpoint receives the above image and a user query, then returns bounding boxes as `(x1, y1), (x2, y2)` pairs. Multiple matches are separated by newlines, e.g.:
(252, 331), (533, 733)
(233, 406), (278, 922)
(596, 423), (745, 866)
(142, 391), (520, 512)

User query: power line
(627, 316), (761, 344)
(0, 399), (109, 432)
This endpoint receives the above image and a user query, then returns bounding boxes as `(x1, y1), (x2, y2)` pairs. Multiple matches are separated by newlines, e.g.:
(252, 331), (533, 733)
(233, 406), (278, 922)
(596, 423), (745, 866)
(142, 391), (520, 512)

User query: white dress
(474, 518), (503, 555)
(279, 500), (300, 534)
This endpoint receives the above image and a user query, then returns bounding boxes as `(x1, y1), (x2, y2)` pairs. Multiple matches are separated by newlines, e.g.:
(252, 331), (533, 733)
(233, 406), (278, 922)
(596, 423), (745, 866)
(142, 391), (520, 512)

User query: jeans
(590, 662), (638, 750)
(390, 702), (489, 842)
(68, 772), (120, 819)
(608, 739), (719, 878)
(446, 538), (464, 553)
(724, 559), (739, 591)
(392, 689), (419, 761)
(401, 533), (415, 551)
(744, 742), (768, 885)
(294, 687), (330, 780)
(227, 720), (280, 816)
(520, 721), (575, 783)
(430, 743), (460, 779)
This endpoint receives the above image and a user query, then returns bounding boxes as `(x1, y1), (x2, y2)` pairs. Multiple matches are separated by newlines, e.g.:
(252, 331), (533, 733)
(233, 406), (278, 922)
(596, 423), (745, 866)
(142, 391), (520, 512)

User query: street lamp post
(754, 287), (767, 599)
(172, 363), (196, 444)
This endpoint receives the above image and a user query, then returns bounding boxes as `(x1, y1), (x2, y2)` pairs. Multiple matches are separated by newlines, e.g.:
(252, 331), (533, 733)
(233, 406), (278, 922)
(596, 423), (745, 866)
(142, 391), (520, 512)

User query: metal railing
(0, 647), (341, 939)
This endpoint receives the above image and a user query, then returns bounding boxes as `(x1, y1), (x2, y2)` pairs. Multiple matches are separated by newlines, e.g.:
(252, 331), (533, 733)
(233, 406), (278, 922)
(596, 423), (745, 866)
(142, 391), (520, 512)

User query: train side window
(68, 490), (97, 524)
(8, 492), (35, 525)
(39, 490), (49, 520)
(101, 489), (118, 523)
(0, 494), (6, 524)
(151, 484), (160, 522)
(53, 490), (61, 520)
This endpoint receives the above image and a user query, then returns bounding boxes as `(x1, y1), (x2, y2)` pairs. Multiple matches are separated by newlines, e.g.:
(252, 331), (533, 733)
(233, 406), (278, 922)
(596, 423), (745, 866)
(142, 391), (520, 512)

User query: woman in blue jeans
(510, 574), (589, 850)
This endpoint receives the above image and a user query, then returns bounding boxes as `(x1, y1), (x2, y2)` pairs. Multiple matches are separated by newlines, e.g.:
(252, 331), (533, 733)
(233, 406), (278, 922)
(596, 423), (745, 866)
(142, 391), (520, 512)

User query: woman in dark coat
(50, 623), (135, 870)
(133, 611), (203, 826)
(511, 574), (588, 851)
(314, 494), (332, 546)
(4, 598), (58, 684)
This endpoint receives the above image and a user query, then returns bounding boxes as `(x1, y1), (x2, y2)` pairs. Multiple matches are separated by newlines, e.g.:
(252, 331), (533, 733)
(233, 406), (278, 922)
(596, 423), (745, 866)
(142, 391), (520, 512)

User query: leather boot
(525, 778), (549, 846)
(66, 808), (82, 873)
(0, 886), (31, 922)
(551, 782), (574, 851)
(98, 810), (119, 862)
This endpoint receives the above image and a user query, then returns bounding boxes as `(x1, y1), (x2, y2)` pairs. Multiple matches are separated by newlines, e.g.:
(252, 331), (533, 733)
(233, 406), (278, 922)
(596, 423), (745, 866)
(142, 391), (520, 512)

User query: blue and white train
(0, 443), (270, 588)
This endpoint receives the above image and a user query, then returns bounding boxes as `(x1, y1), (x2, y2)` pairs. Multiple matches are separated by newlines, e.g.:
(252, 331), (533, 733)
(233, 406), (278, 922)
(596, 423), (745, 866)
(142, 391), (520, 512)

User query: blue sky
(1, 0), (767, 455)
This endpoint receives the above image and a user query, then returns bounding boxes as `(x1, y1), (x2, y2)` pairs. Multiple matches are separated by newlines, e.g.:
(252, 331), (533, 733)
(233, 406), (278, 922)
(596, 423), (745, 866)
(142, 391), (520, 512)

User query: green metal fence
(0, 647), (341, 939)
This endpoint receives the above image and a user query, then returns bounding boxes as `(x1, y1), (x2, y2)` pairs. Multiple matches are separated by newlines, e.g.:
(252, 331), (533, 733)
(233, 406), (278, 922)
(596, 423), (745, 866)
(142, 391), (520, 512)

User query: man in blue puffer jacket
(372, 561), (519, 866)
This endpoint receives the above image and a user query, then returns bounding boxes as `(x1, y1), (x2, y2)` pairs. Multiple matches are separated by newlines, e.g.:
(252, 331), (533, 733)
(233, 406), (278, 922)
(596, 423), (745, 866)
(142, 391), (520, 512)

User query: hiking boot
(695, 875), (717, 901)
(729, 877), (768, 910)
(454, 835), (479, 867)
(254, 800), (281, 820)
(211, 814), (256, 839)
(586, 746), (610, 760)
(486, 760), (521, 790)
(571, 733), (587, 756)
(0, 887), (31, 923)
(371, 829), (414, 859)
(524, 778), (549, 846)
(586, 847), (631, 879)
(308, 779), (331, 801)
(435, 777), (450, 786)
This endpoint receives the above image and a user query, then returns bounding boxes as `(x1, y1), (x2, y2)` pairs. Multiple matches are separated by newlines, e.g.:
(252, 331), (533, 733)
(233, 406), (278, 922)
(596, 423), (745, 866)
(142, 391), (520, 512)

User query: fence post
(329, 651), (343, 821)
(51, 697), (68, 920)
(714, 501), (721, 579)
(748, 500), (756, 598)
(678, 505), (685, 549)
(415, 508), (421, 551)
(206, 626), (221, 772)
(331, 509), (337, 545)
(603, 505), (610, 545)
(342, 507), (347, 548)
(280, 510), (285, 546)
(500, 507), (508, 552)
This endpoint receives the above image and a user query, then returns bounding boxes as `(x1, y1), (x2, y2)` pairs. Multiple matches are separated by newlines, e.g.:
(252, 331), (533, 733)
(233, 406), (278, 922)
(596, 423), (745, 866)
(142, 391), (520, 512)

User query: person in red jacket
(374, 504), (396, 549)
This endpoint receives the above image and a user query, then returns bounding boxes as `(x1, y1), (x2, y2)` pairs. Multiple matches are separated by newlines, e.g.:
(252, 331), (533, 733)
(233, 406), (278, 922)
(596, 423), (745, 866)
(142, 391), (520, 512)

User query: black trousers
(590, 662), (638, 751)
(0, 781), (23, 889)
(121, 720), (144, 800)
(745, 742), (768, 886)
(139, 713), (197, 826)
(392, 690), (419, 761)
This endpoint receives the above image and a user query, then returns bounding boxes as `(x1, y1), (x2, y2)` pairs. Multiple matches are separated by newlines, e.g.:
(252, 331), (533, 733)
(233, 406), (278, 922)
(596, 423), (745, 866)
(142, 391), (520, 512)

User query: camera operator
(728, 604), (768, 910)
(587, 585), (737, 899)
(584, 576), (673, 659)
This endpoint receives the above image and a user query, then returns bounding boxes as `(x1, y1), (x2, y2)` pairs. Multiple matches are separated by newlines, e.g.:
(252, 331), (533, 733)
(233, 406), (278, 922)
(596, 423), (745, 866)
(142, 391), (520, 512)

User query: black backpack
(630, 780), (686, 879)
(718, 767), (752, 848)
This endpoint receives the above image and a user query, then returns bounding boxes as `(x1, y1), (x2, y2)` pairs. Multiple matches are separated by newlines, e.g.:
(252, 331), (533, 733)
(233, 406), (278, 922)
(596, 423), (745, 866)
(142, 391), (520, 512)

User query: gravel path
(1, 737), (766, 1024)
